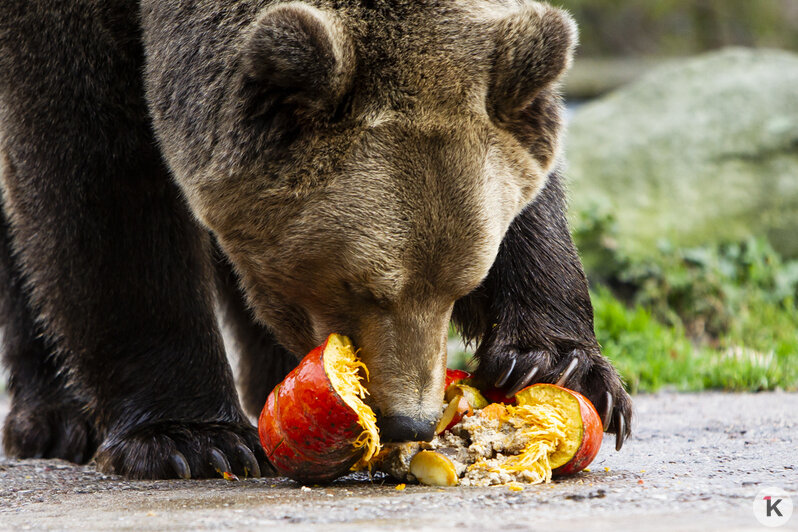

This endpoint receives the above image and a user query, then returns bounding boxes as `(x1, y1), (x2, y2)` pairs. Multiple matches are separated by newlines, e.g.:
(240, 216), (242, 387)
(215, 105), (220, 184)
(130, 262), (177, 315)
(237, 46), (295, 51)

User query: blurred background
(450, 0), (798, 394)
(561, 0), (798, 97)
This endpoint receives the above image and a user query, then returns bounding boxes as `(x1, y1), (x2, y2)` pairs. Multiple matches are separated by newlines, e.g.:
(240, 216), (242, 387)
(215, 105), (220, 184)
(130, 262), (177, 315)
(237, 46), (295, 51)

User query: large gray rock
(565, 48), (798, 259)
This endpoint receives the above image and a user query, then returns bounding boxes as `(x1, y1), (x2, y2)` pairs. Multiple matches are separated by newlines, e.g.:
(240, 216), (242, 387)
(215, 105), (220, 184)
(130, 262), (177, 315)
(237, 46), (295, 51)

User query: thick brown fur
(0, 0), (631, 478)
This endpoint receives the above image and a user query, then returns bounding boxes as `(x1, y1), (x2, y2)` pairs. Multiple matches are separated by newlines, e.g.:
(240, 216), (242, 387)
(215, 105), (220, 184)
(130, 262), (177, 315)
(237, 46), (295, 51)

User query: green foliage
(592, 288), (798, 393)
(631, 239), (798, 340)
(574, 208), (798, 338)
(591, 286), (697, 392)
(574, 208), (798, 392)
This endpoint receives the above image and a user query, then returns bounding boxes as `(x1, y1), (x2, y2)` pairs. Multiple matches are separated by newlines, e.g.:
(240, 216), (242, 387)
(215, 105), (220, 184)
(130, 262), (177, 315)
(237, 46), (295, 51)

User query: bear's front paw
(2, 399), (97, 464)
(94, 420), (270, 480)
(474, 340), (632, 451)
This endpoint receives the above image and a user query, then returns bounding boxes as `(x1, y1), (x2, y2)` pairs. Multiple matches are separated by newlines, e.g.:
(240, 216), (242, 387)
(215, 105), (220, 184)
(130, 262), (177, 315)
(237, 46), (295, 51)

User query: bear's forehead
(349, 0), (512, 108)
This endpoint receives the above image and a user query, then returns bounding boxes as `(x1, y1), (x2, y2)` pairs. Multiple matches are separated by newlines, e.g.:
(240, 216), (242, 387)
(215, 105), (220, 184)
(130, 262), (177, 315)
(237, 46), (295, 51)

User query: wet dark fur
(1, 0), (631, 479)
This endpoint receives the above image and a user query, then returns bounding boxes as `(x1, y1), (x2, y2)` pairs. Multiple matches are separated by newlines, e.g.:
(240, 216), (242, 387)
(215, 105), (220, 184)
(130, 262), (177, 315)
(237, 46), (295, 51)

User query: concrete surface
(1, 392), (796, 531)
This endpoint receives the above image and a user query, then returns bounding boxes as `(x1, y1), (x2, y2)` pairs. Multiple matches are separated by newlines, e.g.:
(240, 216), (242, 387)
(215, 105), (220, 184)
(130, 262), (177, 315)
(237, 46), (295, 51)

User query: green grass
(570, 208), (798, 393)
(593, 287), (798, 393)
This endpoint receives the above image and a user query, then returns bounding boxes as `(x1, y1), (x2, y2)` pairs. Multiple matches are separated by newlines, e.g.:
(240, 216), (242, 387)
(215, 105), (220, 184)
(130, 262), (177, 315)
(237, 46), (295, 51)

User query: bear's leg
(0, 201), (97, 462)
(214, 246), (298, 419)
(0, 4), (266, 478)
(452, 170), (632, 449)
(1, 159), (266, 478)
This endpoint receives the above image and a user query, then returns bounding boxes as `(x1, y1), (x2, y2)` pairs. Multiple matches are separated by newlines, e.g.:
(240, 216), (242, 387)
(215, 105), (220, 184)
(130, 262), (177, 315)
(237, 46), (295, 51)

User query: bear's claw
(2, 400), (97, 464)
(474, 341), (632, 451)
(601, 391), (614, 430)
(555, 356), (580, 386)
(493, 358), (516, 388)
(506, 364), (540, 397)
(94, 420), (270, 480)
(169, 451), (191, 480)
(615, 412), (626, 451)
(208, 446), (231, 475)
(234, 441), (262, 479)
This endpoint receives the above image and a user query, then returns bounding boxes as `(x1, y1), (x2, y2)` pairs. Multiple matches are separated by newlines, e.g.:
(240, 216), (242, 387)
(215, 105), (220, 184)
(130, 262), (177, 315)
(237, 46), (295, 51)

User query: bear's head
(152, 0), (577, 441)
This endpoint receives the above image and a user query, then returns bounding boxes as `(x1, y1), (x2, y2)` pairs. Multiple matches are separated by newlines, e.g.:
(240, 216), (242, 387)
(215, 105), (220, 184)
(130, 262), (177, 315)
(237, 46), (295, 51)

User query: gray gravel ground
(1, 391), (796, 531)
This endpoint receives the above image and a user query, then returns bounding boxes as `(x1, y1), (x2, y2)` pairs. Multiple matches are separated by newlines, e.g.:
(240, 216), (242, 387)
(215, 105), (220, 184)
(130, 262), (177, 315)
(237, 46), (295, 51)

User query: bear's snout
(377, 414), (437, 443)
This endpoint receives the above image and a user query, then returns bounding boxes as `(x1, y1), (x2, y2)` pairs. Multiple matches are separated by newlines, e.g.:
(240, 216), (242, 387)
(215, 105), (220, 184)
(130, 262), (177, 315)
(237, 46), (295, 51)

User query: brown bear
(0, 0), (631, 479)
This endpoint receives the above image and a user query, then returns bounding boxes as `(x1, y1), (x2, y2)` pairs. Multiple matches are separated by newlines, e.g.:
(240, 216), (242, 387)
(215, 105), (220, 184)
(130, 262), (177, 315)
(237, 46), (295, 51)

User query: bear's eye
(342, 280), (390, 310)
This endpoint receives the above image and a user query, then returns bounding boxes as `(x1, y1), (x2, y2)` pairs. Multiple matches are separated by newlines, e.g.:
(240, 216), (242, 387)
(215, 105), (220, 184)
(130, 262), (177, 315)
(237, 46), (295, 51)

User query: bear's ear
(241, 2), (355, 116)
(488, 2), (578, 119)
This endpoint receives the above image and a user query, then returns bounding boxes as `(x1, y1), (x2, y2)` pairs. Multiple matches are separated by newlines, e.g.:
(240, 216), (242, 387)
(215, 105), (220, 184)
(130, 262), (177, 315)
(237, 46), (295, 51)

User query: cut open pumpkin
(258, 333), (380, 482)
(373, 382), (603, 486)
(260, 343), (602, 485)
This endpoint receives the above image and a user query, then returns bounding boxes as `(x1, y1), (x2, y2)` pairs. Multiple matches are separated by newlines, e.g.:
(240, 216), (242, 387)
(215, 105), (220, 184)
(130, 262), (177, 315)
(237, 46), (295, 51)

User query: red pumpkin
(481, 386), (517, 405)
(514, 384), (602, 475)
(444, 368), (472, 388)
(258, 333), (379, 483)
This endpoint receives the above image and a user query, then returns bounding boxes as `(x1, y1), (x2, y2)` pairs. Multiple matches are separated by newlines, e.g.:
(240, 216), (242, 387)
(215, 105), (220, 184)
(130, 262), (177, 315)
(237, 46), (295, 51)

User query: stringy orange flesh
(323, 334), (381, 470)
(467, 402), (567, 484)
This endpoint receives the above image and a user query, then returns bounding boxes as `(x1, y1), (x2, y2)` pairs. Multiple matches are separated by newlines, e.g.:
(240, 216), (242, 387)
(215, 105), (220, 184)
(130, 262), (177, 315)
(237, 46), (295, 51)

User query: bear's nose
(378, 415), (437, 442)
